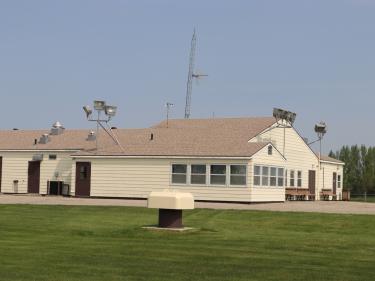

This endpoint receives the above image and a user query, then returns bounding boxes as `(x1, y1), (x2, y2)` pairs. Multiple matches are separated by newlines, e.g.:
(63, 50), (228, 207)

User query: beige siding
(249, 144), (286, 202)
(39, 152), (73, 194)
(72, 157), (252, 202)
(320, 162), (344, 200)
(250, 124), (321, 198)
(0, 152), (32, 193)
(0, 151), (74, 194)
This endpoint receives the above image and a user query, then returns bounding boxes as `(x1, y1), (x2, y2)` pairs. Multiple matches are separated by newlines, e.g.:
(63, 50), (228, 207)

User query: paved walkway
(0, 194), (374, 215)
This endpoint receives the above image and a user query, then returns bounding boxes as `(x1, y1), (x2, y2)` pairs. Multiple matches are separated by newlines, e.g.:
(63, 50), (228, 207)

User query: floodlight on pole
(105, 105), (117, 118)
(83, 106), (93, 119)
(82, 100), (124, 153)
(273, 108), (297, 126)
(315, 122), (327, 139)
(94, 100), (106, 111)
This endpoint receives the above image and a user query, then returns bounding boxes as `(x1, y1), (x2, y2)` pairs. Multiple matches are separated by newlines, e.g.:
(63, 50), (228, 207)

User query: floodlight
(94, 100), (106, 111)
(286, 112), (297, 125)
(104, 105), (117, 117)
(83, 106), (92, 119)
(273, 108), (297, 125)
(273, 108), (283, 119)
(315, 122), (327, 138)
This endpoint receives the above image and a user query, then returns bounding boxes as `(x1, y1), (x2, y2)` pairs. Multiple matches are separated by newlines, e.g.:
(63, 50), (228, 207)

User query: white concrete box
(148, 191), (195, 210)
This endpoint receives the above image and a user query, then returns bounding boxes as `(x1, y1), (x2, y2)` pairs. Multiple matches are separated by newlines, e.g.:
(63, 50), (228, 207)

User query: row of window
(171, 164), (247, 186)
(287, 170), (303, 187)
(254, 165), (285, 187)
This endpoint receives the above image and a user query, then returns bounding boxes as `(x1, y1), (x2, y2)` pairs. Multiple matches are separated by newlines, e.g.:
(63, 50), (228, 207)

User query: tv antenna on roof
(165, 102), (174, 128)
(184, 29), (207, 119)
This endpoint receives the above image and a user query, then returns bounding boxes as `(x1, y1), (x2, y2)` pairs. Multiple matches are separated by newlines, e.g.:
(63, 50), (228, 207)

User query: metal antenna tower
(184, 29), (207, 119)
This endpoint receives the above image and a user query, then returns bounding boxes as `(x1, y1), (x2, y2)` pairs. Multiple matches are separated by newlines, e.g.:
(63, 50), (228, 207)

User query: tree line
(329, 145), (375, 194)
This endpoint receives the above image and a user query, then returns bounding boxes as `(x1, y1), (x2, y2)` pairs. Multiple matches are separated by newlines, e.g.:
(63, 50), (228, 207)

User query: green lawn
(0, 205), (374, 281)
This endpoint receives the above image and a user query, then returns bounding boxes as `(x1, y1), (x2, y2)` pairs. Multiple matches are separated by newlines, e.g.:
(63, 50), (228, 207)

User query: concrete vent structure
(39, 134), (50, 144)
(50, 121), (65, 135)
(87, 130), (96, 141)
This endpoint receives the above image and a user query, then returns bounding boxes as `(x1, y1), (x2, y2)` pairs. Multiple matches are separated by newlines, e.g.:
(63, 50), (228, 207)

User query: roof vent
(39, 134), (50, 144)
(50, 121), (65, 135)
(87, 130), (96, 141)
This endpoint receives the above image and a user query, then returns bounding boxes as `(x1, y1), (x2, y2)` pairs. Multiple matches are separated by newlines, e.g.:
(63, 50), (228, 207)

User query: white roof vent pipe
(51, 121), (65, 135)
(87, 130), (96, 141)
(39, 134), (50, 144)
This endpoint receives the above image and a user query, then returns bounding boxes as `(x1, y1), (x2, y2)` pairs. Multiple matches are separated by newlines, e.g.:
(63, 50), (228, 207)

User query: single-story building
(0, 117), (344, 202)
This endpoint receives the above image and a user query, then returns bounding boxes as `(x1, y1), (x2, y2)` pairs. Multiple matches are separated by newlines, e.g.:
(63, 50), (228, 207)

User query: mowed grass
(0, 205), (374, 281)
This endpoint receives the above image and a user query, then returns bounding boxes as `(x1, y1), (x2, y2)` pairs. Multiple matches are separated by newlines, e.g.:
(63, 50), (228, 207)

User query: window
(253, 165), (285, 188)
(337, 175), (341, 188)
(297, 171), (302, 187)
(290, 170), (295, 187)
(285, 169), (288, 187)
(210, 165), (226, 185)
(262, 167), (269, 186)
(270, 167), (277, 186)
(79, 166), (88, 180)
(268, 146), (273, 155)
(191, 164), (206, 185)
(49, 154), (57, 160)
(254, 166), (261, 186)
(172, 164), (187, 184)
(278, 168), (284, 187)
(230, 165), (247, 186)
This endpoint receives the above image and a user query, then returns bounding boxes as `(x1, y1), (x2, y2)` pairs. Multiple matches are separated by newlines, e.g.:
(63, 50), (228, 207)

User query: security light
(315, 122), (327, 139)
(104, 105), (117, 117)
(82, 100), (123, 152)
(273, 108), (297, 126)
(94, 100), (106, 111)
(83, 106), (92, 119)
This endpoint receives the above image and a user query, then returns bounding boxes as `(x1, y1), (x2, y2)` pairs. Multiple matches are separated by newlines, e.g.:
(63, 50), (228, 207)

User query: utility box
(148, 191), (194, 228)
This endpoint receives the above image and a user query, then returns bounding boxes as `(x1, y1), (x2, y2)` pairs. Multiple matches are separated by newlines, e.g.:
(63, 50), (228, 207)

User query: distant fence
(350, 193), (375, 203)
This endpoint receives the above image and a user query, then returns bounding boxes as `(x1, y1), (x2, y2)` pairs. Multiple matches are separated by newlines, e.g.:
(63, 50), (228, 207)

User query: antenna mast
(184, 29), (207, 119)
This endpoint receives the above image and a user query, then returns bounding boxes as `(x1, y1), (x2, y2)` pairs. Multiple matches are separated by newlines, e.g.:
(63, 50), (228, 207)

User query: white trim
(72, 155), (252, 160)
(320, 160), (345, 165)
(0, 149), (80, 152)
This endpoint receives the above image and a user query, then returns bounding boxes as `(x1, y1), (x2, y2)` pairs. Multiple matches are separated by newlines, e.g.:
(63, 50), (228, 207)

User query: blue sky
(0, 0), (374, 152)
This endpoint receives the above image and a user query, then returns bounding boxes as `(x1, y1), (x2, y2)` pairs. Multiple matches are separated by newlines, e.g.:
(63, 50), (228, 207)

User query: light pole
(314, 122), (327, 167)
(83, 100), (122, 152)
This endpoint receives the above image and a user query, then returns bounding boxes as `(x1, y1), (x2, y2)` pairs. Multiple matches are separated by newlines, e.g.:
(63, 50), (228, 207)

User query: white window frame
(190, 164), (207, 185)
(170, 163), (188, 185)
(210, 164), (227, 186)
(254, 165), (261, 186)
(253, 164), (285, 188)
(277, 168), (285, 187)
(297, 171), (302, 187)
(290, 170), (295, 187)
(229, 164), (247, 186)
(337, 174), (342, 189)
(170, 163), (248, 188)
(270, 167), (277, 187)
